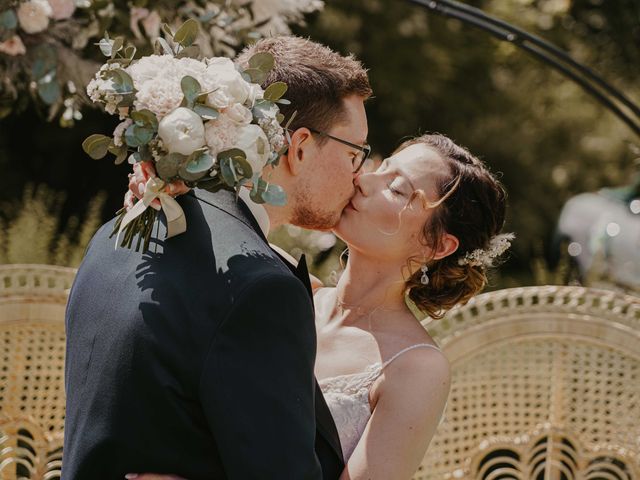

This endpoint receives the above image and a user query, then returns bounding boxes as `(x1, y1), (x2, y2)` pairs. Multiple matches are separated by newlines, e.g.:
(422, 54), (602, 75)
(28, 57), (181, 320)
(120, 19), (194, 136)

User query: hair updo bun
(402, 134), (509, 319)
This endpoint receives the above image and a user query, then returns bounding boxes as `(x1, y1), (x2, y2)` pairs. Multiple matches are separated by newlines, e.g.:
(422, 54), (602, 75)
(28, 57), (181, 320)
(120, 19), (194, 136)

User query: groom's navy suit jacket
(62, 188), (344, 479)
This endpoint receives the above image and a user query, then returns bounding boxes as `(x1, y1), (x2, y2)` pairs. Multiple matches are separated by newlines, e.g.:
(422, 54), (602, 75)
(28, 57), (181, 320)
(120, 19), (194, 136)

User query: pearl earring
(420, 265), (429, 285)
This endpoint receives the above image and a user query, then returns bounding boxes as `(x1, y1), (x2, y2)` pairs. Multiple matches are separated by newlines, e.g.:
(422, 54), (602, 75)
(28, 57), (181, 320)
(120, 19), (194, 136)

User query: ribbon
(115, 176), (187, 249)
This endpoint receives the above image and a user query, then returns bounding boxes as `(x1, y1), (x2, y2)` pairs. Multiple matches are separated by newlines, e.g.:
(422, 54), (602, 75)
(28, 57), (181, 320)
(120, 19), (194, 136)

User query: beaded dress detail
(318, 344), (444, 461)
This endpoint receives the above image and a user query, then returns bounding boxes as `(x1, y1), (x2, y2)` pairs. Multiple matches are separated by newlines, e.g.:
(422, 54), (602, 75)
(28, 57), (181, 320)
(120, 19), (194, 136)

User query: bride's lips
(346, 199), (358, 212)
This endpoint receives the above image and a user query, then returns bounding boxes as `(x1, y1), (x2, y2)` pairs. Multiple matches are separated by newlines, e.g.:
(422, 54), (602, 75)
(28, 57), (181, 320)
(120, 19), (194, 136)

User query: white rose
(17, 0), (52, 34)
(236, 124), (271, 174)
(48, 0), (76, 20)
(207, 89), (233, 110)
(158, 107), (205, 155)
(225, 104), (252, 125)
(206, 57), (237, 73)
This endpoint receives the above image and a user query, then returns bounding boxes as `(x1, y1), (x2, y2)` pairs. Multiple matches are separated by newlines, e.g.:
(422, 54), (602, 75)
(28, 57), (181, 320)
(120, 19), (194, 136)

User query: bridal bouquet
(82, 20), (290, 251)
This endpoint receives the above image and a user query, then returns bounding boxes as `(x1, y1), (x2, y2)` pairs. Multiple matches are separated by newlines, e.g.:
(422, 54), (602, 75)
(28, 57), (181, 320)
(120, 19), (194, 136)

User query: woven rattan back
(0, 264), (75, 480)
(414, 285), (640, 480)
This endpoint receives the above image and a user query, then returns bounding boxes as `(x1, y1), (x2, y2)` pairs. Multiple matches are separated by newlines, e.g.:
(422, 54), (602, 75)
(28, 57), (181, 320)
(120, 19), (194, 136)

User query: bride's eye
(388, 178), (406, 196)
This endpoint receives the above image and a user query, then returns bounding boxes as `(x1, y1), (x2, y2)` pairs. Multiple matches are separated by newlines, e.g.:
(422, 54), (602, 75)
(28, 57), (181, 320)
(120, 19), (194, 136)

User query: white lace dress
(318, 343), (445, 461)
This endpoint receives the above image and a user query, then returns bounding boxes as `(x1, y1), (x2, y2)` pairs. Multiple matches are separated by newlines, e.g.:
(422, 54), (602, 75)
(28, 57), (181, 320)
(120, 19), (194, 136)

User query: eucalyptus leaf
(186, 152), (214, 174)
(155, 37), (174, 56)
(252, 100), (279, 120)
(0, 10), (17, 30)
(124, 45), (137, 60)
(174, 18), (199, 48)
(156, 153), (185, 180)
(263, 82), (288, 102)
(110, 36), (124, 59)
(161, 23), (174, 38)
(106, 69), (135, 94)
(262, 183), (287, 206)
(276, 98), (291, 105)
(232, 156), (253, 180)
(31, 44), (57, 79)
(181, 75), (201, 107)
(250, 175), (268, 204)
(96, 38), (113, 57)
(124, 124), (153, 147)
(130, 109), (158, 130)
(37, 79), (61, 105)
(82, 134), (112, 160)
(108, 144), (128, 165)
(219, 157), (236, 187)
(242, 68), (267, 85)
(193, 104), (219, 120)
(176, 45), (200, 59)
(248, 52), (275, 72)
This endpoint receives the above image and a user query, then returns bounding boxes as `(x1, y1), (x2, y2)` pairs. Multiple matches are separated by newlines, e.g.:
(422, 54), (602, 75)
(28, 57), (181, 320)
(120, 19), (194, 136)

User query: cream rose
(158, 107), (205, 155)
(206, 58), (250, 105)
(17, 0), (52, 34)
(236, 124), (271, 174)
(48, 0), (76, 20)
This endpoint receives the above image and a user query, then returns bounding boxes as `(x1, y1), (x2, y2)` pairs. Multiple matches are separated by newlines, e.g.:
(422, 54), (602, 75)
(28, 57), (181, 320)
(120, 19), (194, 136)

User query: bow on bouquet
(82, 19), (290, 251)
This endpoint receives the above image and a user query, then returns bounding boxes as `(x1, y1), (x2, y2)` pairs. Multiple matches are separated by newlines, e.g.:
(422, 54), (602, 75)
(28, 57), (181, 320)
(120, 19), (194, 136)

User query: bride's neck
(334, 250), (407, 312)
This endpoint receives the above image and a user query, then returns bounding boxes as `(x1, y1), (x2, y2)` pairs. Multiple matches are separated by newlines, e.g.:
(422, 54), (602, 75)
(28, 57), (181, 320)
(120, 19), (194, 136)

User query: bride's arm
(340, 349), (451, 480)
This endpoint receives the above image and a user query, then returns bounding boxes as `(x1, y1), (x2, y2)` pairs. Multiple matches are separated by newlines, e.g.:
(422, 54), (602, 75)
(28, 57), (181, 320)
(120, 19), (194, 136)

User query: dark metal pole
(406, 0), (640, 138)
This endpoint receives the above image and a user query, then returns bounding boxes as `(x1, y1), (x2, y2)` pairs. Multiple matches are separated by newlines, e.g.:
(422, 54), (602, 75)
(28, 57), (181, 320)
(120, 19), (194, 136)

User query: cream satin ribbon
(115, 176), (187, 249)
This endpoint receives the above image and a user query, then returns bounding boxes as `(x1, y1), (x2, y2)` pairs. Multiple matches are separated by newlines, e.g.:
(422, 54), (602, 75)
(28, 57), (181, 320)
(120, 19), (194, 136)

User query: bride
(128, 133), (510, 480)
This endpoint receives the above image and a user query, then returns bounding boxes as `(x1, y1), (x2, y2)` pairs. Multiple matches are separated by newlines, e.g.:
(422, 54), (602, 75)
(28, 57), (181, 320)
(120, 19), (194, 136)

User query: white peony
(236, 124), (271, 174)
(204, 113), (240, 155)
(17, 0), (52, 34)
(0, 35), (27, 56)
(206, 58), (250, 105)
(225, 103), (253, 125)
(158, 108), (205, 155)
(48, 0), (76, 20)
(246, 83), (264, 107)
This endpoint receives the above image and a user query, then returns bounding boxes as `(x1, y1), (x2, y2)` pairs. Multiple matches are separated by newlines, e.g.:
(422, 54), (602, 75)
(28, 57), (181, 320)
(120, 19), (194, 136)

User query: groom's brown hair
(236, 36), (372, 137)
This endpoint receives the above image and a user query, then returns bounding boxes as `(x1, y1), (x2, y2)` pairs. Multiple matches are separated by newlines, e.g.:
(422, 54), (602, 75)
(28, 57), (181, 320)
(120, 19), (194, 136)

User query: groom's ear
(284, 128), (314, 176)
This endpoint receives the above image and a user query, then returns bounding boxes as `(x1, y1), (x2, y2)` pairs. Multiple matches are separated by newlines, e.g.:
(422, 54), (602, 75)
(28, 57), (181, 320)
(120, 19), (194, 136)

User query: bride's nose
(354, 171), (372, 196)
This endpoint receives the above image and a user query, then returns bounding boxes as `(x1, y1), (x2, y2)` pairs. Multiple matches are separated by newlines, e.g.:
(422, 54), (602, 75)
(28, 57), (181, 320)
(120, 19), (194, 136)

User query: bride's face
(334, 143), (451, 261)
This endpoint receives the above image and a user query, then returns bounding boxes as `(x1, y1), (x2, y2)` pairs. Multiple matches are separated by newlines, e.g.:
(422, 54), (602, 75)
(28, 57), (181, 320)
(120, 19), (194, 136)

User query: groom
(62, 36), (371, 479)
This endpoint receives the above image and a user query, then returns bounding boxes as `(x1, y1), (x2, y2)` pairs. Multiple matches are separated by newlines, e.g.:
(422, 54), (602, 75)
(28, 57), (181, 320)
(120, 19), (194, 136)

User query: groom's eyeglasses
(308, 128), (371, 173)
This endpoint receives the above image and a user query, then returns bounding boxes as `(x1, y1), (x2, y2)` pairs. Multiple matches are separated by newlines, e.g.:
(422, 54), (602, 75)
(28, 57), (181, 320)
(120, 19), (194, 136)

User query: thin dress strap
(380, 343), (442, 371)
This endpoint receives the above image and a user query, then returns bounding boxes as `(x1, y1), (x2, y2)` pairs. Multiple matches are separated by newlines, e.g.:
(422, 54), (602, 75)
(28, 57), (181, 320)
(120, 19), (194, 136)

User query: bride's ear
(431, 233), (459, 261)
(283, 127), (313, 176)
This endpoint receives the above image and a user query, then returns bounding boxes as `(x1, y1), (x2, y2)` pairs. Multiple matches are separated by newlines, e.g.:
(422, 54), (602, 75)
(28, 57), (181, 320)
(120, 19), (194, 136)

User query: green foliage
(0, 184), (106, 267)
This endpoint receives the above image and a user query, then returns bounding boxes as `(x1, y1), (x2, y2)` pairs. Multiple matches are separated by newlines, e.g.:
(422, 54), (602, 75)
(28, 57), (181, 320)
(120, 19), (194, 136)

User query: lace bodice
(318, 344), (444, 461)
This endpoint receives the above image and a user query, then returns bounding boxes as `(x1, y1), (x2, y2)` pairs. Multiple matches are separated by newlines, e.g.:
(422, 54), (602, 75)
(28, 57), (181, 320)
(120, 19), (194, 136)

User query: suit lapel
(192, 189), (344, 462)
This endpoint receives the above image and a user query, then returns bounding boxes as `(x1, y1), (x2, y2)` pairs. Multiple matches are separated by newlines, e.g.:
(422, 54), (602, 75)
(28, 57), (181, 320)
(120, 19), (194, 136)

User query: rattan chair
(415, 285), (640, 480)
(0, 264), (75, 480)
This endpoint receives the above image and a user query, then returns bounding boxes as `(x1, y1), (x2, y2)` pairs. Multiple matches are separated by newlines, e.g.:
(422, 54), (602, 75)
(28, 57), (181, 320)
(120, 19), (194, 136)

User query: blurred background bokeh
(1, 0), (638, 294)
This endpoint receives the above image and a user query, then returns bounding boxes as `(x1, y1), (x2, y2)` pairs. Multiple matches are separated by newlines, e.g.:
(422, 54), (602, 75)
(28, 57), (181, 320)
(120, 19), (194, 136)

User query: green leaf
(108, 144), (128, 165)
(124, 45), (137, 60)
(155, 37), (173, 56)
(31, 44), (57, 80)
(179, 152), (214, 181)
(242, 68), (267, 85)
(0, 10), (17, 30)
(218, 148), (246, 187)
(263, 82), (288, 102)
(250, 175), (268, 204)
(156, 153), (185, 181)
(130, 109), (158, 130)
(174, 18), (199, 48)
(110, 36), (124, 59)
(82, 134), (112, 160)
(232, 156), (253, 180)
(124, 124), (153, 147)
(37, 79), (61, 105)
(248, 52), (275, 72)
(181, 75), (201, 107)
(161, 23), (174, 39)
(276, 98), (291, 105)
(176, 45), (200, 59)
(96, 38), (113, 57)
(105, 69), (135, 94)
(262, 183), (287, 206)
(252, 100), (279, 120)
(193, 104), (219, 120)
